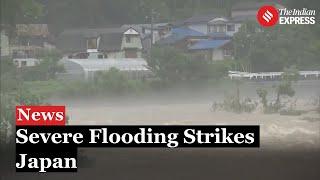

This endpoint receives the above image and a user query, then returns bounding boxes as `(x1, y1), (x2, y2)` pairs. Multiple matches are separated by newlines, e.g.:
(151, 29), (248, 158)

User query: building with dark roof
(57, 27), (143, 59)
(172, 14), (242, 38)
(157, 27), (207, 49)
(156, 26), (233, 61)
(179, 14), (219, 34)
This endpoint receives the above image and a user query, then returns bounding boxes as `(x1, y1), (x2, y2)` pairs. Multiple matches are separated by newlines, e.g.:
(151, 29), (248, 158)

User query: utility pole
(150, 8), (155, 50)
(148, 8), (157, 60)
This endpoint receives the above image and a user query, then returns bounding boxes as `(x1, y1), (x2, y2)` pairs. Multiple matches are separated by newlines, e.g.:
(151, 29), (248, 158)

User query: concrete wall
(107, 51), (125, 58)
(211, 49), (224, 61)
(13, 58), (40, 67)
(121, 35), (143, 50)
(107, 50), (142, 59)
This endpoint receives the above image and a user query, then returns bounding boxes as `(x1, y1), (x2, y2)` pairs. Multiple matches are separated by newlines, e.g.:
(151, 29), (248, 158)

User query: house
(121, 23), (171, 53)
(173, 14), (242, 38)
(12, 24), (54, 58)
(157, 26), (233, 61)
(207, 17), (242, 37)
(57, 27), (150, 79)
(189, 39), (232, 61)
(122, 23), (171, 44)
(157, 2), (288, 61)
(5, 24), (55, 67)
(179, 14), (219, 34)
(57, 27), (143, 59)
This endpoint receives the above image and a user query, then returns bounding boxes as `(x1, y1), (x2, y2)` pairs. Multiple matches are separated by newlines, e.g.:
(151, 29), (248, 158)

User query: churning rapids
(50, 80), (320, 150)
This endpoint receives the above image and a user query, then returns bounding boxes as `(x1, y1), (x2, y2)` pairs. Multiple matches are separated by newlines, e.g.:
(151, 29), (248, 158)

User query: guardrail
(228, 71), (320, 80)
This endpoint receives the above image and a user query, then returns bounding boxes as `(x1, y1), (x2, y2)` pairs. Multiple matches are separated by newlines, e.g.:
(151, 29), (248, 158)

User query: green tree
(274, 66), (299, 107)
(233, 21), (320, 72)
(148, 47), (228, 82)
(21, 50), (65, 81)
(256, 66), (299, 113)
(0, 0), (43, 36)
(0, 59), (44, 144)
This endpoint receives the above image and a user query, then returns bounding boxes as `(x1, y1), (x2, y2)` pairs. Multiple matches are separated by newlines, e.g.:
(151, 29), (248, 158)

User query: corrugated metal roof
(189, 39), (230, 50)
(57, 27), (140, 53)
(171, 27), (205, 36)
(207, 32), (231, 39)
(63, 58), (149, 72)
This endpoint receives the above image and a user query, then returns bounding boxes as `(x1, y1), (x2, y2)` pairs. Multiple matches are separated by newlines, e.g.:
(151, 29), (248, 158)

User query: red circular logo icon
(257, 5), (279, 27)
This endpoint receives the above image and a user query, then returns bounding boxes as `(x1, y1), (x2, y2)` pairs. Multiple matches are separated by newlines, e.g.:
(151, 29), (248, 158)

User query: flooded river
(50, 80), (320, 150)
(4, 80), (320, 180)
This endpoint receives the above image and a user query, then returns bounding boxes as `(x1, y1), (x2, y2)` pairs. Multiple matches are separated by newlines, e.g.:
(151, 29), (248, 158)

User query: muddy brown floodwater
(3, 80), (320, 180)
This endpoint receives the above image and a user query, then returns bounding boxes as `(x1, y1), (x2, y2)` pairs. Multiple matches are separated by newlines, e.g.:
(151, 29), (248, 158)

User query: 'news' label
(16, 106), (66, 126)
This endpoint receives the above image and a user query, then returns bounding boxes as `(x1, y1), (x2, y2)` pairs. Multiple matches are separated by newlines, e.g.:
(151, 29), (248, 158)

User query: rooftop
(57, 27), (140, 52)
(157, 27), (206, 45)
(189, 39), (230, 50)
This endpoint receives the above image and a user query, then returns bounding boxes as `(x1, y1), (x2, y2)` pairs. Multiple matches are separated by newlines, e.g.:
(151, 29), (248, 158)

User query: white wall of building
(14, 58), (40, 67)
(1, 31), (10, 57)
(211, 49), (224, 61)
(121, 34), (143, 50)
(187, 24), (207, 34)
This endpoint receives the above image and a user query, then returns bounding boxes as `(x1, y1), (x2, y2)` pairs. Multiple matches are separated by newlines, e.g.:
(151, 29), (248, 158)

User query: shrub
(148, 47), (229, 82)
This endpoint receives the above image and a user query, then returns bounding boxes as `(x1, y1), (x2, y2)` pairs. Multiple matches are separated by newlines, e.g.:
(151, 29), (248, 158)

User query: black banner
(16, 125), (259, 172)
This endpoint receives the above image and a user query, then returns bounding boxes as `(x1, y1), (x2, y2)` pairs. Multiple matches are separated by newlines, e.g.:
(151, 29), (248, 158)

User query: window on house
(208, 26), (213, 33)
(87, 38), (97, 49)
(212, 25), (226, 33)
(224, 49), (232, 56)
(75, 52), (89, 59)
(227, 24), (235, 32)
(126, 35), (131, 43)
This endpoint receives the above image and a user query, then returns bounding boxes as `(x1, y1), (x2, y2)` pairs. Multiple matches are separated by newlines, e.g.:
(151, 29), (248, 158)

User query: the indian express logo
(257, 5), (316, 27)
(262, 10), (274, 23)
(279, 8), (316, 24)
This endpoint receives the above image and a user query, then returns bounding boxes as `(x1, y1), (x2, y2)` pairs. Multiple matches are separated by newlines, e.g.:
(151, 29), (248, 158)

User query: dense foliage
(3, 0), (318, 35)
(0, 59), (44, 143)
(148, 47), (230, 82)
(21, 50), (65, 81)
(233, 21), (320, 72)
(256, 66), (299, 113)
